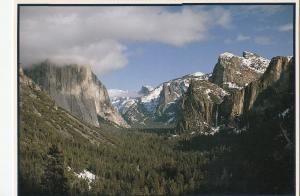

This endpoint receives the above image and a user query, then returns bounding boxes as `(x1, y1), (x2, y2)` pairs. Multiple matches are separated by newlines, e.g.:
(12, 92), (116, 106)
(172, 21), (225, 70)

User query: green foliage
(41, 144), (69, 195)
(19, 76), (295, 195)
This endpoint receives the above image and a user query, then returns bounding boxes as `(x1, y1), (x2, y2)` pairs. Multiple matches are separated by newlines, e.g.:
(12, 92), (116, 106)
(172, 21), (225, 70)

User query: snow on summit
(220, 52), (235, 58)
(108, 89), (138, 98)
(219, 51), (270, 74)
(190, 72), (205, 77)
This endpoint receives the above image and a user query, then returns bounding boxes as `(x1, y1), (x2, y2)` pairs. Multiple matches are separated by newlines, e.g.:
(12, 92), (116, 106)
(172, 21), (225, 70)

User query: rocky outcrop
(218, 56), (293, 125)
(138, 85), (153, 96)
(176, 53), (293, 134)
(177, 80), (228, 133)
(19, 67), (116, 145)
(24, 60), (129, 128)
(111, 72), (209, 128)
(210, 51), (270, 92)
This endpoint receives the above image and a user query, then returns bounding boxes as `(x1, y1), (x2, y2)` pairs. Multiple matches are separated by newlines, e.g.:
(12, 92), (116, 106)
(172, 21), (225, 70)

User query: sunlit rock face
(219, 56), (293, 124)
(210, 51), (270, 92)
(24, 60), (129, 128)
(111, 72), (209, 128)
(177, 52), (293, 135)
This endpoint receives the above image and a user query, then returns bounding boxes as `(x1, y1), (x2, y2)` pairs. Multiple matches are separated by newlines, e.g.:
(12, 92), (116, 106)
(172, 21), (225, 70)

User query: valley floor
(19, 124), (295, 195)
(19, 64), (295, 195)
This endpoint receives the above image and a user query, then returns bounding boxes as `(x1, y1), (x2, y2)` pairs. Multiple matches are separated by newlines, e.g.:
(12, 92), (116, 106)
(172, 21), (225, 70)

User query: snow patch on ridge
(108, 89), (138, 98)
(220, 51), (270, 74)
(220, 52), (235, 59)
(278, 108), (290, 118)
(141, 86), (163, 113)
(240, 56), (270, 74)
(224, 82), (243, 90)
(189, 72), (205, 77)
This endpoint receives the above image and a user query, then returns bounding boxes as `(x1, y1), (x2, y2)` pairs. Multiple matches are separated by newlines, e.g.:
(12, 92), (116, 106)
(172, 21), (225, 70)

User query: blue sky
(100, 5), (294, 91)
(20, 5), (294, 91)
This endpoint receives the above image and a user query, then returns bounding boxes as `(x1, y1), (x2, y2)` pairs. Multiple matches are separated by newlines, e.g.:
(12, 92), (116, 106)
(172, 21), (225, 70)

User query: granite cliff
(111, 72), (209, 128)
(218, 56), (293, 126)
(23, 60), (129, 128)
(177, 53), (294, 134)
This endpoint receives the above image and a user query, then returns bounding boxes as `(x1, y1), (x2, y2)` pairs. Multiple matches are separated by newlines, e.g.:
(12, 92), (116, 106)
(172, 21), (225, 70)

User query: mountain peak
(24, 62), (129, 128)
(243, 51), (259, 58)
(189, 72), (205, 77)
(139, 85), (154, 96)
(219, 52), (235, 59)
(211, 51), (270, 90)
(108, 89), (138, 98)
(219, 51), (262, 60)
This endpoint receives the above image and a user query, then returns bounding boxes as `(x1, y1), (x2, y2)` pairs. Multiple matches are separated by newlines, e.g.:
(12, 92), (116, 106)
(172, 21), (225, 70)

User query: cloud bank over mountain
(20, 6), (232, 75)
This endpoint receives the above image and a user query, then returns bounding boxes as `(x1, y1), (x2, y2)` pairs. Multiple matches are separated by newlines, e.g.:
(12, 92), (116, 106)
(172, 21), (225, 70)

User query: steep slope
(175, 56), (295, 193)
(23, 60), (128, 128)
(177, 55), (293, 134)
(19, 54), (295, 195)
(111, 51), (270, 129)
(19, 68), (220, 195)
(177, 51), (293, 133)
(210, 51), (270, 91)
(19, 67), (117, 145)
(205, 57), (295, 193)
(19, 67), (121, 194)
(138, 85), (153, 96)
(177, 80), (228, 133)
(218, 56), (293, 126)
(111, 72), (209, 128)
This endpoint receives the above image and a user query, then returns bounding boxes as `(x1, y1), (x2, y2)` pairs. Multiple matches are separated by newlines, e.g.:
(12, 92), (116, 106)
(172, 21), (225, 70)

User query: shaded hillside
(19, 68), (223, 195)
(177, 55), (294, 134)
(176, 57), (295, 193)
(19, 68), (120, 194)
(19, 53), (295, 195)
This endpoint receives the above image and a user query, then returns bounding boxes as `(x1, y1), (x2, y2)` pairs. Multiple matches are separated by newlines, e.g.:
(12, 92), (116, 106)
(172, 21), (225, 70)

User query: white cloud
(254, 36), (272, 45)
(20, 6), (232, 75)
(50, 40), (128, 76)
(278, 23), (293, 32)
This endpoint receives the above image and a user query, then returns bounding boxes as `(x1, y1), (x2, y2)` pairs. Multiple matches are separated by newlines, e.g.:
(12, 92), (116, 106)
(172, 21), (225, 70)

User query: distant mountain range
(22, 51), (294, 136)
(20, 50), (295, 195)
(109, 72), (209, 128)
(109, 51), (276, 130)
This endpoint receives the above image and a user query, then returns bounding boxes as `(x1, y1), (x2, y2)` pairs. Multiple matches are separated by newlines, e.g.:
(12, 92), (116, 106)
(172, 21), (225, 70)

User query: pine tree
(41, 144), (69, 195)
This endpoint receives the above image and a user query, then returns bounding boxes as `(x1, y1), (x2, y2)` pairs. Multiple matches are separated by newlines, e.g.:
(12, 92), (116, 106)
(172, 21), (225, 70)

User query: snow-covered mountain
(108, 89), (139, 98)
(211, 51), (270, 91)
(110, 72), (209, 128)
(110, 51), (271, 129)
(138, 85), (154, 96)
(178, 55), (294, 134)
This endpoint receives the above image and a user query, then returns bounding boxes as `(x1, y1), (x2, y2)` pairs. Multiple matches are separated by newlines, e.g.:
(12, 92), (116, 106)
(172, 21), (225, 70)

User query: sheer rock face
(138, 85), (153, 96)
(177, 80), (228, 133)
(210, 51), (270, 92)
(218, 56), (293, 125)
(155, 80), (188, 116)
(24, 61), (129, 128)
(111, 73), (209, 128)
(177, 54), (293, 134)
